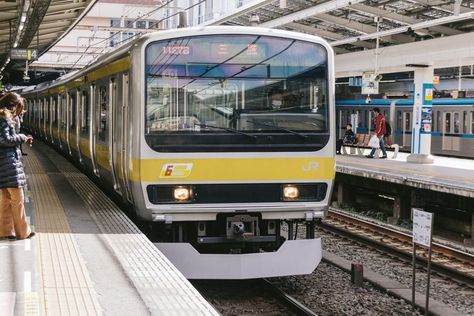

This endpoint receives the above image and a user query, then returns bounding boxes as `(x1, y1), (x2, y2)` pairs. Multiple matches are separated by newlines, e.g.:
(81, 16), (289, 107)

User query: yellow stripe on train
(130, 158), (335, 183)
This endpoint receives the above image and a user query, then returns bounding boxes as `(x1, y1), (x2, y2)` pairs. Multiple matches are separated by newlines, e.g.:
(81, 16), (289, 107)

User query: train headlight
(174, 186), (192, 201)
(283, 185), (299, 200)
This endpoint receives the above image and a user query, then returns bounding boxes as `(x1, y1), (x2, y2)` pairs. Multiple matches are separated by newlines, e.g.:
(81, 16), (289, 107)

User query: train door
(120, 73), (132, 202)
(60, 93), (68, 152)
(402, 111), (411, 148)
(367, 110), (373, 134)
(75, 90), (83, 164)
(49, 96), (54, 143)
(79, 89), (90, 164)
(96, 82), (109, 178)
(109, 77), (121, 194)
(38, 99), (43, 137)
(442, 112), (452, 151)
(43, 98), (49, 141)
(90, 84), (99, 176)
(338, 110), (351, 138)
(452, 111), (462, 151)
(51, 96), (58, 145)
(67, 91), (75, 156)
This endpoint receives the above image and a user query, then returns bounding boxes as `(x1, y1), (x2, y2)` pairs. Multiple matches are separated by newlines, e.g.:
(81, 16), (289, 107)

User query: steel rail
(319, 208), (474, 288)
(260, 279), (318, 316)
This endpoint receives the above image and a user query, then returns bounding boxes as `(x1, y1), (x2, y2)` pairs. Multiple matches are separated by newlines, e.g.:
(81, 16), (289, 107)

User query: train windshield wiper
(245, 119), (308, 139)
(195, 123), (257, 139)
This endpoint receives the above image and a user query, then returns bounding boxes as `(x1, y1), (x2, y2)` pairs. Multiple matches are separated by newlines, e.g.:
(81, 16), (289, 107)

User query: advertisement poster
(421, 107), (432, 132)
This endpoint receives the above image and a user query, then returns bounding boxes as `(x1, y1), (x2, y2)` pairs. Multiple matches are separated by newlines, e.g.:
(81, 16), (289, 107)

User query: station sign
(412, 208), (433, 247)
(10, 49), (38, 61)
(361, 72), (379, 95)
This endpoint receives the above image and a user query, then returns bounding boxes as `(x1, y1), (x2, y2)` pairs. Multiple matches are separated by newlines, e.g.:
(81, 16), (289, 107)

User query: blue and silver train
(336, 99), (474, 158)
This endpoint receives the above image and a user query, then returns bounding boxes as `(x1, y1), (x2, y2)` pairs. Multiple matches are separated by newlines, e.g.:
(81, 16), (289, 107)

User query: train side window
(463, 111), (467, 134)
(69, 92), (76, 130)
(396, 111), (402, 130)
(436, 111), (442, 132)
(98, 85), (108, 141)
(52, 97), (57, 124)
(404, 112), (411, 130)
(81, 90), (90, 134)
(61, 94), (67, 127)
(45, 98), (50, 124)
(471, 112), (474, 134)
(445, 112), (451, 133)
(453, 112), (460, 134)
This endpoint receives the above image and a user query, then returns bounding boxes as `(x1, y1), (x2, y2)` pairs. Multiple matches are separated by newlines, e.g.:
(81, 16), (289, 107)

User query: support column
(464, 213), (474, 247)
(388, 189), (411, 225)
(407, 66), (435, 164)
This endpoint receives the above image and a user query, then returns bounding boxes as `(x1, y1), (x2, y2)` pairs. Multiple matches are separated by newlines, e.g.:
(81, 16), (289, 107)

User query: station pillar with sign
(407, 66), (434, 164)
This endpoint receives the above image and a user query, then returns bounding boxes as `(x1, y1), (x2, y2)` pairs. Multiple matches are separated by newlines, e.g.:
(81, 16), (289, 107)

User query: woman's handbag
(368, 135), (380, 149)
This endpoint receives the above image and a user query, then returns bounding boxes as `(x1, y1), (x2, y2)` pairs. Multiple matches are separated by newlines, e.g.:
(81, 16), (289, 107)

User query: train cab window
(69, 93), (76, 130)
(453, 112), (460, 133)
(445, 112), (451, 133)
(81, 91), (90, 134)
(145, 34), (330, 152)
(98, 85), (108, 141)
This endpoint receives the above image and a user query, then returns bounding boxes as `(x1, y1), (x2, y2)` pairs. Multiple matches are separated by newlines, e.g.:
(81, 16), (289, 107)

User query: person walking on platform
(0, 92), (35, 240)
(366, 107), (387, 159)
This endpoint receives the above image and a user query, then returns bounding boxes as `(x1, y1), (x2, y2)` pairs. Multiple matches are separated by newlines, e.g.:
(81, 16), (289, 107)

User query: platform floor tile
(24, 151), (103, 316)
(22, 142), (218, 316)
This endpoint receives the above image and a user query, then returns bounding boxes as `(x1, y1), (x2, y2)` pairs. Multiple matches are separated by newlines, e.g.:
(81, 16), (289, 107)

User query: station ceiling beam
(349, 3), (463, 36)
(285, 22), (375, 49)
(335, 32), (474, 77)
(259, 0), (367, 28)
(331, 11), (474, 46)
(410, 0), (472, 14)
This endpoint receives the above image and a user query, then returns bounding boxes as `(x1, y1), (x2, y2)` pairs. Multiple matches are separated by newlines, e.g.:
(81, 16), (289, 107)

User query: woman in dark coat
(0, 92), (34, 240)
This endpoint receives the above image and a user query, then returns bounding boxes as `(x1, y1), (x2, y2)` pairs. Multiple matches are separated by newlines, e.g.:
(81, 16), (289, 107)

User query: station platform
(336, 151), (474, 198)
(0, 142), (218, 316)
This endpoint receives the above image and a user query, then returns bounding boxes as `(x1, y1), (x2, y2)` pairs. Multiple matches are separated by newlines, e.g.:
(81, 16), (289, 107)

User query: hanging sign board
(412, 208), (433, 248)
(361, 72), (379, 95)
(10, 49), (38, 61)
(432, 75), (440, 84)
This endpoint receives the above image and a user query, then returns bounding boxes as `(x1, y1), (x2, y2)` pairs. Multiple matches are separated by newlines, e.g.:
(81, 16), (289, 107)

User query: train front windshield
(145, 34), (330, 152)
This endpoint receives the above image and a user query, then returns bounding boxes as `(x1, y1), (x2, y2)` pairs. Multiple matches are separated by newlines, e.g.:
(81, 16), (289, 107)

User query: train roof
(23, 26), (332, 96)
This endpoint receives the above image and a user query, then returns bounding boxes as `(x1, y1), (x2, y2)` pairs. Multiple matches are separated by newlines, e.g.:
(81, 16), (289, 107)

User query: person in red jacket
(366, 107), (387, 159)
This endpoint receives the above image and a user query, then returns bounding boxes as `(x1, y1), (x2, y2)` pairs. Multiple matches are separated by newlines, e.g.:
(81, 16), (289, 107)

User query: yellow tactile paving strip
(23, 150), (103, 316)
(38, 147), (218, 315)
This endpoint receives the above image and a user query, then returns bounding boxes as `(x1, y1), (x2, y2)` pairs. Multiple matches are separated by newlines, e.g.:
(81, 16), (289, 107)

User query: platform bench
(341, 133), (399, 159)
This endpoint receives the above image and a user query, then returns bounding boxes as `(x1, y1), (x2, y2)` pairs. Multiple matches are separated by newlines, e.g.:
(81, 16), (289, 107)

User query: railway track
(193, 279), (318, 316)
(319, 208), (474, 288)
(260, 279), (318, 316)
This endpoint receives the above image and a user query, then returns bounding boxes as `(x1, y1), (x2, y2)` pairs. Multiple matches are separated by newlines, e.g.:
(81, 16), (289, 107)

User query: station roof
(205, 0), (474, 55)
(0, 0), (96, 75)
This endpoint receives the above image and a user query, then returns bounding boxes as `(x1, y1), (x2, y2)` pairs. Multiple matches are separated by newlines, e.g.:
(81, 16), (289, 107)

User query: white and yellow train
(22, 26), (335, 279)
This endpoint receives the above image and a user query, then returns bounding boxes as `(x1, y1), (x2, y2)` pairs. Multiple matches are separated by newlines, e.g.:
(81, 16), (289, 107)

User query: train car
(336, 99), (474, 158)
(22, 26), (336, 279)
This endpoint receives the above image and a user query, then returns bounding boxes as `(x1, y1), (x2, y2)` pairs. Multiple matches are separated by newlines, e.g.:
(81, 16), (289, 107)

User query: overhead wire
(68, 0), (174, 70)
(82, 0), (206, 69)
